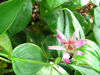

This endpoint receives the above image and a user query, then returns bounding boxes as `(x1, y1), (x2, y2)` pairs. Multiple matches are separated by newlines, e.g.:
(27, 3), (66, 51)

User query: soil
(32, 2), (40, 24)
(76, 1), (95, 16)
(29, 2), (51, 35)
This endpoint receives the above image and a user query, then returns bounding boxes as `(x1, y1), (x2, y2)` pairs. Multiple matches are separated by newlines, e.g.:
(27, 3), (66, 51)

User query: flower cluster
(48, 29), (87, 64)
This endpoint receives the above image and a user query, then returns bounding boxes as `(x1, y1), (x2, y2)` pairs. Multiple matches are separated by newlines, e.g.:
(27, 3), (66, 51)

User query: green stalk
(0, 57), (11, 63)
(0, 53), (11, 60)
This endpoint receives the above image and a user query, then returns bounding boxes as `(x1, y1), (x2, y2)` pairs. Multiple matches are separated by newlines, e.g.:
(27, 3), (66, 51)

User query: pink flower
(48, 29), (87, 64)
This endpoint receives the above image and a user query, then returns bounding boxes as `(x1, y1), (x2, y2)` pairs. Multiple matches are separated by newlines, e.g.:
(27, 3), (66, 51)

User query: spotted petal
(75, 39), (87, 49)
(62, 52), (70, 64)
(56, 30), (68, 44)
(74, 51), (84, 55)
(48, 46), (65, 50)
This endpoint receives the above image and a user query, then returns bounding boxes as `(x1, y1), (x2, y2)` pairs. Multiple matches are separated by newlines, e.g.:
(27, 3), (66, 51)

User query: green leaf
(93, 25), (100, 44)
(55, 58), (61, 64)
(56, 8), (64, 56)
(75, 70), (81, 75)
(57, 8), (65, 33)
(62, 2), (78, 11)
(31, 0), (36, 5)
(86, 32), (97, 43)
(73, 12), (90, 34)
(8, 0), (32, 35)
(94, 7), (100, 27)
(58, 63), (75, 75)
(74, 40), (100, 73)
(36, 66), (60, 75)
(43, 0), (66, 10)
(71, 65), (99, 75)
(64, 8), (85, 39)
(40, 0), (66, 33)
(40, 7), (63, 33)
(12, 43), (47, 75)
(36, 65), (69, 75)
(0, 0), (29, 35)
(0, 33), (12, 56)
(71, 0), (89, 8)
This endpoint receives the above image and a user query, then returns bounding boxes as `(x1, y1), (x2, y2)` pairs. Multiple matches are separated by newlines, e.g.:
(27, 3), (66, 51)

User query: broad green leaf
(98, 44), (100, 48)
(94, 7), (100, 27)
(36, 66), (60, 75)
(74, 40), (100, 73)
(8, 0), (32, 35)
(56, 8), (64, 56)
(93, 25), (100, 44)
(75, 70), (81, 75)
(55, 58), (61, 64)
(31, 0), (36, 5)
(62, 1), (79, 11)
(71, 0), (89, 8)
(64, 8), (85, 39)
(0, 0), (29, 35)
(91, 0), (100, 6)
(40, 7), (63, 33)
(37, 65), (69, 75)
(43, 0), (66, 10)
(58, 63), (76, 75)
(86, 32), (97, 43)
(0, 33), (12, 56)
(40, 0), (66, 33)
(71, 65), (99, 75)
(73, 12), (90, 34)
(12, 43), (46, 75)
(57, 8), (65, 33)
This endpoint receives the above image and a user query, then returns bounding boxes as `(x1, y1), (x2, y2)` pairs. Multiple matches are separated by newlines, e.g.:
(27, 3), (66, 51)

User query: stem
(0, 53), (11, 60)
(0, 57), (11, 63)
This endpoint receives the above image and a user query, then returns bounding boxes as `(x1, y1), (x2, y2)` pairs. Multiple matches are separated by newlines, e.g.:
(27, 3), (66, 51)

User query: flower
(48, 29), (87, 64)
